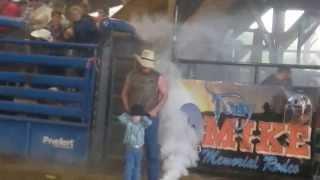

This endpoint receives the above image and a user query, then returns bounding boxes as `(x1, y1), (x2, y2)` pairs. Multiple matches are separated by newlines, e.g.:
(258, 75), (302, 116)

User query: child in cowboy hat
(118, 104), (152, 180)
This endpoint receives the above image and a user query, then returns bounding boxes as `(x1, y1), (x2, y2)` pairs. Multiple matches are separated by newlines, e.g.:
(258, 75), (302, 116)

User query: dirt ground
(0, 169), (312, 180)
(0, 156), (312, 180)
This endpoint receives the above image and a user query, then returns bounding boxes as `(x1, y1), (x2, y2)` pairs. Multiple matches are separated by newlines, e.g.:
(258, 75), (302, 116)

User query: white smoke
(129, 16), (202, 180)
(157, 52), (201, 180)
(130, 16), (173, 43)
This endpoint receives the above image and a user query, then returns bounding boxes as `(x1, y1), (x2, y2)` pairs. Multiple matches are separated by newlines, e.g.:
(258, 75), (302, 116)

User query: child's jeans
(124, 146), (143, 180)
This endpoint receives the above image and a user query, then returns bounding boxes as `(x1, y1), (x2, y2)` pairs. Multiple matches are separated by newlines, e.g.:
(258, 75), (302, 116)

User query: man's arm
(148, 75), (168, 117)
(121, 76), (130, 112)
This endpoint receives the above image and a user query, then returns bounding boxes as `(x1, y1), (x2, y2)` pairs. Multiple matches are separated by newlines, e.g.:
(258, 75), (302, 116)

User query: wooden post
(167, 0), (177, 22)
(272, 4), (285, 63)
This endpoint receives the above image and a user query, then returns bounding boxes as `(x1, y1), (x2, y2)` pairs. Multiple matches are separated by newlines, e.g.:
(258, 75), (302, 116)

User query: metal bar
(87, 63), (96, 124)
(251, 30), (263, 63)
(245, 0), (273, 48)
(285, 49), (319, 53)
(0, 114), (89, 127)
(103, 37), (117, 161)
(299, 23), (319, 47)
(0, 39), (97, 49)
(254, 66), (259, 84)
(0, 72), (84, 88)
(186, 64), (193, 78)
(89, 43), (112, 167)
(0, 100), (82, 118)
(272, 5), (285, 63)
(25, 122), (30, 156)
(280, 13), (307, 45)
(175, 0), (203, 23)
(0, 86), (82, 103)
(0, 16), (25, 29)
(82, 61), (95, 123)
(232, 6), (270, 39)
(192, 43), (320, 54)
(297, 22), (303, 64)
(281, 13), (319, 50)
(0, 53), (87, 68)
(178, 58), (320, 69)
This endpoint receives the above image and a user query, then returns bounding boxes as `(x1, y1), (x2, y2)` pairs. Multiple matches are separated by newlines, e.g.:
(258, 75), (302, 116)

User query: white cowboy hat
(30, 29), (53, 42)
(134, 49), (156, 69)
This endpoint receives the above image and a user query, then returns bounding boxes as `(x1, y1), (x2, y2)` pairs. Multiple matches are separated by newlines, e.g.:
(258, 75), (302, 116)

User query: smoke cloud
(129, 16), (202, 180)
(127, 7), (243, 179)
(158, 52), (201, 180)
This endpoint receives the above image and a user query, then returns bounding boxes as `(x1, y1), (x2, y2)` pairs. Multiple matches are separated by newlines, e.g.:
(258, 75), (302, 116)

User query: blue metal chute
(0, 23), (141, 167)
(0, 39), (98, 164)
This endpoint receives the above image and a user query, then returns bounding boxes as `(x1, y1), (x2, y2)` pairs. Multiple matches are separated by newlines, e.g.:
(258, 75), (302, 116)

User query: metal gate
(0, 39), (97, 165)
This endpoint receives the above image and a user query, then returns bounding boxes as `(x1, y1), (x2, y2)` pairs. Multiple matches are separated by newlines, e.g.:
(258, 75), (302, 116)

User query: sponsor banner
(182, 80), (318, 176)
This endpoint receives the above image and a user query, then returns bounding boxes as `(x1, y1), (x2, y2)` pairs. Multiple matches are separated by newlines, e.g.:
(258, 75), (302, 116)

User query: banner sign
(182, 80), (318, 177)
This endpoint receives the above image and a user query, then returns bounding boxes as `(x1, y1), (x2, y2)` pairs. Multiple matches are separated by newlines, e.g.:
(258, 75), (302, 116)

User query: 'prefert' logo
(42, 136), (75, 150)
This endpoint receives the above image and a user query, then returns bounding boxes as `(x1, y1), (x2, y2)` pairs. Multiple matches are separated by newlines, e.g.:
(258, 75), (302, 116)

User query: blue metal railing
(0, 38), (97, 49)
(0, 52), (95, 123)
(0, 38), (97, 163)
(0, 52), (87, 67)
(0, 72), (83, 88)
(0, 16), (25, 29)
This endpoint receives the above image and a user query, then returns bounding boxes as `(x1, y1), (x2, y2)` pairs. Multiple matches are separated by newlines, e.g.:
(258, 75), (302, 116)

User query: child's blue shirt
(118, 113), (152, 148)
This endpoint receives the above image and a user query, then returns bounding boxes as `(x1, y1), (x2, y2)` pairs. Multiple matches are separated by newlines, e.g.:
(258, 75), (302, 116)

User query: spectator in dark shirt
(68, 5), (98, 57)
(261, 67), (292, 87)
(68, 5), (98, 44)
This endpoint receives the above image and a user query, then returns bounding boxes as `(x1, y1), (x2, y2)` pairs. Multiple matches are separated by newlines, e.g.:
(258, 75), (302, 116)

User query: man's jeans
(145, 117), (160, 180)
(124, 146), (143, 180)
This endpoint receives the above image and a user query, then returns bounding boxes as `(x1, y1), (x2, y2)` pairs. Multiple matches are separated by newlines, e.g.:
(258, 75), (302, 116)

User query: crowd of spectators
(0, 0), (103, 47)
(0, 0), (139, 57)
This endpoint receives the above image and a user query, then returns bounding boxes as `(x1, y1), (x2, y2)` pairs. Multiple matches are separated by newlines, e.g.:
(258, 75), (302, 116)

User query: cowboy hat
(134, 49), (156, 69)
(30, 29), (53, 42)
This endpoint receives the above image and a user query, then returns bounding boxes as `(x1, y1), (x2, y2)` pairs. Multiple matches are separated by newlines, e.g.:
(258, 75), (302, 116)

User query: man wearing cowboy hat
(122, 49), (168, 180)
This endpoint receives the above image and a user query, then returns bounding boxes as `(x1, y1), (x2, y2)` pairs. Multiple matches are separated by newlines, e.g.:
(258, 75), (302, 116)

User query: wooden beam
(167, 0), (177, 21)
(280, 13), (319, 50)
(278, 0), (320, 10)
(245, 0), (274, 49)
